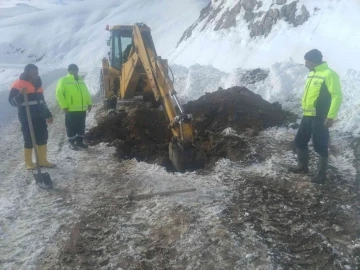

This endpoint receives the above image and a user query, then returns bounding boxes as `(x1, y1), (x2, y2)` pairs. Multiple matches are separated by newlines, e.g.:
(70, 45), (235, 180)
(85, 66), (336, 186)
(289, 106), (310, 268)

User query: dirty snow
(1, 56), (360, 268)
(1, 60), (359, 268)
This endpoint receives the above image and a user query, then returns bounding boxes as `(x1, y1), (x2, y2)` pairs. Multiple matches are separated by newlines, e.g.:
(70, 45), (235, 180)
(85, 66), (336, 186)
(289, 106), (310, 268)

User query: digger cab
(105, 23), (158, 103)
(107, 25), (133, 70)
(106, 24), (152, 70)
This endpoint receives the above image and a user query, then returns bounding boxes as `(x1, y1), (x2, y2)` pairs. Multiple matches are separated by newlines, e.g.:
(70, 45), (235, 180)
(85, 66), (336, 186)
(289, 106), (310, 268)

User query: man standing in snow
(289, 49), (342, 184)
(56, 64), (92, 150)
(8, 64), (56, 169)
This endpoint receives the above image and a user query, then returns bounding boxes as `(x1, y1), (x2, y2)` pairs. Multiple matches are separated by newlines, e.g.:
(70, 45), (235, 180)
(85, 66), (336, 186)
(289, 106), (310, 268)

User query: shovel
(24, 89), (53, 190)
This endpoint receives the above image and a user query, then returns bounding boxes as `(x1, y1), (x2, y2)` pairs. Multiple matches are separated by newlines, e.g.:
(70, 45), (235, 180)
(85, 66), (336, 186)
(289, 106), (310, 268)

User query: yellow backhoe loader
(100, 23), (204, 171)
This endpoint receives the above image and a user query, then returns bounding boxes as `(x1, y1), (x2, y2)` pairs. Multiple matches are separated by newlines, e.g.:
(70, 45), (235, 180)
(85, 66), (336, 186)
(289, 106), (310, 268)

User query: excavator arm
(101, 23), (203, 171)
(132, 25), (195, 146)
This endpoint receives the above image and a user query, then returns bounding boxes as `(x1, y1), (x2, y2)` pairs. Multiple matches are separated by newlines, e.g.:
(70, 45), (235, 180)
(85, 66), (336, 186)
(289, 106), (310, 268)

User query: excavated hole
(85, 87), (296, 172)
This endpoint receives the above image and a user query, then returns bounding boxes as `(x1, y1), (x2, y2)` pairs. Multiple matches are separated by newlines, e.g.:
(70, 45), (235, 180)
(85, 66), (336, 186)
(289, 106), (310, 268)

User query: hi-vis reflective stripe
(307, 75), (326, 80)
(68, 135), (77, 140)
(65, 82), (86, 85)
(303, 109), (316, 112)
(20, 100), (44, 106)
(70, 106), (87, 110)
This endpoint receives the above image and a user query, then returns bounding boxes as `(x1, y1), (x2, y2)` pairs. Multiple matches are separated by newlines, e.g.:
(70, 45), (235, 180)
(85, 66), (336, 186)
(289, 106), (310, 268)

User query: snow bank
(173, 61), (360, 137)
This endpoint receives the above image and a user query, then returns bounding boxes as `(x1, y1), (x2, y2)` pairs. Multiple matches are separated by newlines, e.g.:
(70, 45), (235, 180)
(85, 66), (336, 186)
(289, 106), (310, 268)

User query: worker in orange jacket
(8, 64), (56, 170)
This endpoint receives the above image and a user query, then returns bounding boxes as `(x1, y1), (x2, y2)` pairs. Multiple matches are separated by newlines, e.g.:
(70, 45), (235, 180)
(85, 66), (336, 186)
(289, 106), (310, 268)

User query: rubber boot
(37, 145), (56, 168)
(288, 148), (309, 174)
(24, 148), (35, 170)
(76, 139), (88, 149)
(69, 140), (79, 150)
(311, 156), (328, 184)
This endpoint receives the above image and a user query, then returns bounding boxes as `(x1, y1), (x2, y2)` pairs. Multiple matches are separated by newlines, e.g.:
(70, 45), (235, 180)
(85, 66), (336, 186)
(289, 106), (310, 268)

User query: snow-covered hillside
(1, 0), (359, 75)
(0, 0), (208, 67)
(0, 0), (84, 9)
(0, 0), (85, 19)
(170, 0), (360, 74)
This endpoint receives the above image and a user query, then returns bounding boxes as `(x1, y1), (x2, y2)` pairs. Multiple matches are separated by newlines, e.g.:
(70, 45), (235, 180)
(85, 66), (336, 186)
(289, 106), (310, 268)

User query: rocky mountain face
(178, 0), (312, 45)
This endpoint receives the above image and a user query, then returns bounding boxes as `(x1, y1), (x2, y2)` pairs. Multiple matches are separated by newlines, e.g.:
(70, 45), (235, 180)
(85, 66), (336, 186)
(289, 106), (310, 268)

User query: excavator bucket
(169, 142), (205, 172)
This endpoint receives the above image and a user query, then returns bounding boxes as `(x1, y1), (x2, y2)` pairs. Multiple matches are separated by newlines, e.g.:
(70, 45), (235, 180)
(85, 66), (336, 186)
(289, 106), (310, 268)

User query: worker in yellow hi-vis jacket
(289, 49), (343, 184)
(56, 64), (92, 150)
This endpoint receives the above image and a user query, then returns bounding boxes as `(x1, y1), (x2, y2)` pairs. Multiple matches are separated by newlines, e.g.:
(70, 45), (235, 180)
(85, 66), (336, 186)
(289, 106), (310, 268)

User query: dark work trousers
(19, 116), (48, 149)
(65, 111), (86, 143)
(295, 116), (329, 157)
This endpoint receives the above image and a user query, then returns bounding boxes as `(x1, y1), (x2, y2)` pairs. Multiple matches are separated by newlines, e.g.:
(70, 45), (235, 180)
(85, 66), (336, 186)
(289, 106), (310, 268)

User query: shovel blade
(33, 172), (53, 190)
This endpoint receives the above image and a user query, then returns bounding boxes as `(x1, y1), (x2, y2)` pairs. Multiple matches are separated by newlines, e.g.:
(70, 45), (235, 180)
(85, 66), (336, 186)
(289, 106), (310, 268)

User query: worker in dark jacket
(8, 64), (56, 169)
(289, 49), (342, 184)
(56, 64), (92, 150)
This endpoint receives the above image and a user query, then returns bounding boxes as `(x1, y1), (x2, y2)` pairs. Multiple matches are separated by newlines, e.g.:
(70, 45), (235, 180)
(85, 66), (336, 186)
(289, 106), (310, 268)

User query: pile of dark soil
(184, 86), (291, 135)
(86, 87), (295, 170)
(85, 107), (172, 166)
(184, 87), (295, 167)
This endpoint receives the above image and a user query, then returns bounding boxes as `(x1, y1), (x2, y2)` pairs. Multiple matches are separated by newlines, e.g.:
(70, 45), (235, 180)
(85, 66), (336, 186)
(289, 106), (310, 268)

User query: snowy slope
(0, 0), (84, 9)
(170, 0), (360, 74)
(0, 0), (208, 68)
(0, 4), (41, 20)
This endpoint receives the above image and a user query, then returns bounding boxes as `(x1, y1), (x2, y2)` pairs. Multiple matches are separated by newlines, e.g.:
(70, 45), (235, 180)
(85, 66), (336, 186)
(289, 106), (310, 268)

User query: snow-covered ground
(1, 0), (360, 269)
(1, 59), (359, 269)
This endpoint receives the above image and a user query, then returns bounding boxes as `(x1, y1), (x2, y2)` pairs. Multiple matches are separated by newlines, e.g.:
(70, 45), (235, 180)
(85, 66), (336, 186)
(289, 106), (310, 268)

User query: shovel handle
(24, 90), (41, 174)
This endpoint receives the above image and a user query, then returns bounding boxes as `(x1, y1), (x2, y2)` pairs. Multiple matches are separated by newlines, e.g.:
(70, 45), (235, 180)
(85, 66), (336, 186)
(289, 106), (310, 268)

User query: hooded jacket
(8, 73), (52, 120)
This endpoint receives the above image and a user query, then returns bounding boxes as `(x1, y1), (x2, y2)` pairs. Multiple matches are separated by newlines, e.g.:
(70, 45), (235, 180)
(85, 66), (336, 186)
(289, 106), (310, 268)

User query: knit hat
(68, 64), (79, 72)
(304, 49), (323, 64)
(24, 64), (38, 73)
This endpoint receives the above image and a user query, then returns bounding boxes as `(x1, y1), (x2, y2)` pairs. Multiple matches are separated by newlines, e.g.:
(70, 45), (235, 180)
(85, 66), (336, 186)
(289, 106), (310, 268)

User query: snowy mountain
(0, 0), (84, 12)
(170, 0), (360, 73)
(0, 0), (208, 67)
(1, 0), (359, 75)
